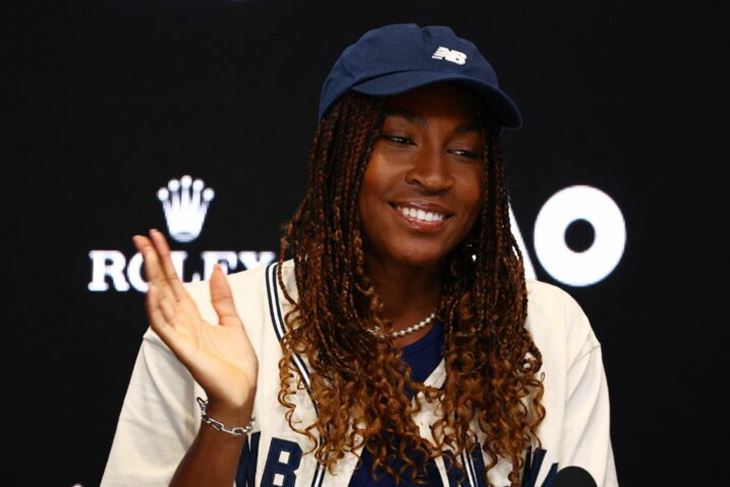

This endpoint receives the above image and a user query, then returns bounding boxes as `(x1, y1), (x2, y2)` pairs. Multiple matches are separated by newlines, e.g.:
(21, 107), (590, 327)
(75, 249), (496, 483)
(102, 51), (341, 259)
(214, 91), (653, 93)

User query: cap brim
(351, 70), (523, 129)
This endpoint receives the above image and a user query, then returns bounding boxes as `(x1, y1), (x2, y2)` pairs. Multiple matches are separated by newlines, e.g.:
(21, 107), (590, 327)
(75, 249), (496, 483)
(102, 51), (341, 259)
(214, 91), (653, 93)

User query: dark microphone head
(552, 466), (598, 487)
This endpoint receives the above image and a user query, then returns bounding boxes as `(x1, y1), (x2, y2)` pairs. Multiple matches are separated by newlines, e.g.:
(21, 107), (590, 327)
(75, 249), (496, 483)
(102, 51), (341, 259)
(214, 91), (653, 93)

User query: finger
(133, 235), (177, 305)
(133, 235), (164, 285)
(145, 284), (173, 334)
(144, 231), (200, 321)
(148, 228), (187, 302)
(210, 265), (243, 328)
(132, 234), (151, 257)
(156, 285), (180, 326)
(146, 286), (190, 358)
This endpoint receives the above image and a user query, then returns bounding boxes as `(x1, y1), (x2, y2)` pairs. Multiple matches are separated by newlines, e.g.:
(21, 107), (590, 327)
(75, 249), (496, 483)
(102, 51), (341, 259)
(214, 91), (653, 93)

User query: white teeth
(396, 206), (445, 222)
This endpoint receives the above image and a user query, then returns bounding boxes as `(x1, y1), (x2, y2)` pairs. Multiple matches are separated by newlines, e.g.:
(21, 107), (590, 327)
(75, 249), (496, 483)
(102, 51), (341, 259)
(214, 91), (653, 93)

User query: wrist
(197, 397), (255, 436)
(204, 390), (255, 421)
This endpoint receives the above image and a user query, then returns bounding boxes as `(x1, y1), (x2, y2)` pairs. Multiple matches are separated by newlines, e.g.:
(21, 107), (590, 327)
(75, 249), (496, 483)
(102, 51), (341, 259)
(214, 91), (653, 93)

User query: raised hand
(132, 229), (258, 420)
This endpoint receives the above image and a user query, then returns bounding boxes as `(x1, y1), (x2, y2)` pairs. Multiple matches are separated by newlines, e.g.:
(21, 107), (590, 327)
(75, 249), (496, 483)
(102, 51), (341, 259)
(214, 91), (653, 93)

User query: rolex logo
(88, 174), (276, 293)
(157, 175), (215, 243)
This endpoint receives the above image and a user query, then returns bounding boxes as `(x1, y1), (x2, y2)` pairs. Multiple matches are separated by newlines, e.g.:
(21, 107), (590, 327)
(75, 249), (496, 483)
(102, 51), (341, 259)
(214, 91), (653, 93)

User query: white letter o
(533, 185), (626, 287)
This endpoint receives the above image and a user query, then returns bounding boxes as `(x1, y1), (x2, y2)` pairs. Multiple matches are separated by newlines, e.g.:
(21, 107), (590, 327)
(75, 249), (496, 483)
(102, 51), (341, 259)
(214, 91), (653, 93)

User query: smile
(395, 205), (446, 222)
(391, 204), (452, 230)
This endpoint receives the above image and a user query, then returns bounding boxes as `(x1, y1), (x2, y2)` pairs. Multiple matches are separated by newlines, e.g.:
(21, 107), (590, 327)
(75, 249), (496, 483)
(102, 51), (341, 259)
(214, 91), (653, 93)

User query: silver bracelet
(196, 397), (255, 436)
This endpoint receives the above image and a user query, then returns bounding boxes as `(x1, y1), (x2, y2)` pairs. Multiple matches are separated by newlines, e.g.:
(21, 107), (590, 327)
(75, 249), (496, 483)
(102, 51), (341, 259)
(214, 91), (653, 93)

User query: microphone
(552, 466), (597, 487)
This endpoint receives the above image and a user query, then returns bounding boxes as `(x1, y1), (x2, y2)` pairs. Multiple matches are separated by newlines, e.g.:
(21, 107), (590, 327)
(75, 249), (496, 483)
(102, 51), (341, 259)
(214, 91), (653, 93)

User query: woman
(102, 23), (618, 487)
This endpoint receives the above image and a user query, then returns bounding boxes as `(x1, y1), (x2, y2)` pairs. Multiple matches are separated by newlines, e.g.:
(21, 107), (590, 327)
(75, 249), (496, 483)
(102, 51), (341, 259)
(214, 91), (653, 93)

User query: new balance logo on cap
(432, 46), (467, 65)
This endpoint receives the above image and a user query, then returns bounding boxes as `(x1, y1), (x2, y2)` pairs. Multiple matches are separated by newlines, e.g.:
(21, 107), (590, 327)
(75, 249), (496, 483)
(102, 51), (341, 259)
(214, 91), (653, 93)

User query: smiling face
(358, 82), (486, 271)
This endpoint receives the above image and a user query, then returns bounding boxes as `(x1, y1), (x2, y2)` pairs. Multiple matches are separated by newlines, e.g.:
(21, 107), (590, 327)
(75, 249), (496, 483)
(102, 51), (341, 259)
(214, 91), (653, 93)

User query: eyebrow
(383, 106), (480, 134)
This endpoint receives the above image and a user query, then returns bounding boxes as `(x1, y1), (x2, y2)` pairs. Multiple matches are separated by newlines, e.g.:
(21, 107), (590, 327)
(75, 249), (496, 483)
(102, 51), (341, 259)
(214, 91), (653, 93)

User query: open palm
(133, 229), (258, 414)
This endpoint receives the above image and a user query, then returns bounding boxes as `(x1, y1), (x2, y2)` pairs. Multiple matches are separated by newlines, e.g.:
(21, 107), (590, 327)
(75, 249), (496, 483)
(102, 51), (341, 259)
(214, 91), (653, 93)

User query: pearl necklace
(368, 311), (437, 339)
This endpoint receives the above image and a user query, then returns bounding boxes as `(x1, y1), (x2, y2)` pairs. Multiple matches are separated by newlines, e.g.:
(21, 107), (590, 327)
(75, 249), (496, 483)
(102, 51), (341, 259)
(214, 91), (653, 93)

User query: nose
(404, 148), (453, 193)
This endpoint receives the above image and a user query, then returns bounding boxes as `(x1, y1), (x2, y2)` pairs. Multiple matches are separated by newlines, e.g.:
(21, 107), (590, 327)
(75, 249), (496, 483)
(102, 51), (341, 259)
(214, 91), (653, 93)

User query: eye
(381, 134), (413, 145)
(448, 148), (480, 160)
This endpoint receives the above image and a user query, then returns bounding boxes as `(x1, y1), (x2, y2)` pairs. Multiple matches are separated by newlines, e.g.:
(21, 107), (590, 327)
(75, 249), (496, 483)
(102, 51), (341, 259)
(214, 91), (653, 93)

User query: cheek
(458, 170), (486, 212)
(358, 161), (385, 226)
(359, 156), (393, 203)
(458, 179), (486, 239)
(358, 167), (376, 209)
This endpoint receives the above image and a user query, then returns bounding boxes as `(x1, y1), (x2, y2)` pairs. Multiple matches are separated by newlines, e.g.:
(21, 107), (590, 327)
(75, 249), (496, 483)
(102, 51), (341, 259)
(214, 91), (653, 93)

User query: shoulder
(524, 281), (617, 486)
(525, 279), (601, 361)
(225, 258), (295, 290)
(525, 279), (587, 324)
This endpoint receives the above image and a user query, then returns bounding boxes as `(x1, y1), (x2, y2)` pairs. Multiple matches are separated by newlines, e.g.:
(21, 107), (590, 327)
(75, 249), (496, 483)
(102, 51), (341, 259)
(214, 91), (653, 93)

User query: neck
(364, 255), (444, 333)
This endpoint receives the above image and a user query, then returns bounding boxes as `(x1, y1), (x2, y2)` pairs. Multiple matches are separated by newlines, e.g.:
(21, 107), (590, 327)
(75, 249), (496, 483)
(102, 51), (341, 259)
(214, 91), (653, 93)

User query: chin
(390, 247), (449, 268)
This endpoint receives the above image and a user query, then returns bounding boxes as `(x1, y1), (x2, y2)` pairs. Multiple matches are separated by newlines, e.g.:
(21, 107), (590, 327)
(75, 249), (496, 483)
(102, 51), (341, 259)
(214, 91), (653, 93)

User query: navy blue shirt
(348, 321), (444, 486)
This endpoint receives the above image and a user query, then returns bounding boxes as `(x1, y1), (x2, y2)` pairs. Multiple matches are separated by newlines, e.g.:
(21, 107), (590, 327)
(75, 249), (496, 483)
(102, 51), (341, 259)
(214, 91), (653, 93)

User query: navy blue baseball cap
(318, 23), (522, 129)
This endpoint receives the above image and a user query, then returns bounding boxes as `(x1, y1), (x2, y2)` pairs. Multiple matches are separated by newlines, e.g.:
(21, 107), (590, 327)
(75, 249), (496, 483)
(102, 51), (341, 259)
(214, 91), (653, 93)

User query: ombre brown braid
(275, 90), (545, 487)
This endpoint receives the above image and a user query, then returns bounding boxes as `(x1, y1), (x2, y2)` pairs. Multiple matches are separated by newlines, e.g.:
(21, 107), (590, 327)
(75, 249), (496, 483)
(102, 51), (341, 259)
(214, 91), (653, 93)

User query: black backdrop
(6, 0), (728, 485)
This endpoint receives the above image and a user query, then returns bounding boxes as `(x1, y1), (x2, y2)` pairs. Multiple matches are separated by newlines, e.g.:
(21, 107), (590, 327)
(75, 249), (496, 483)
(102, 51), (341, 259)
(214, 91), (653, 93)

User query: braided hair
(276, 90), (545, 486)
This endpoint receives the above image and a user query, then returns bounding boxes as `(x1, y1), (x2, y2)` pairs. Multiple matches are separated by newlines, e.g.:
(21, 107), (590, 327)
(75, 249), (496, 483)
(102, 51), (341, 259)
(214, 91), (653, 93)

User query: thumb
(209, 265), (241, 327)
